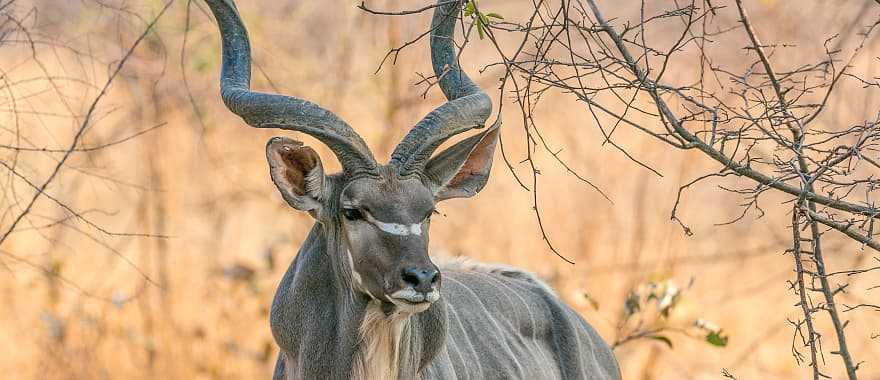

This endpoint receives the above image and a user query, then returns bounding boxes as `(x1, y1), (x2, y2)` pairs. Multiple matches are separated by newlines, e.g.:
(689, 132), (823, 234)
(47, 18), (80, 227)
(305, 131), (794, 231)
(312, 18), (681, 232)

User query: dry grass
(1, 0), (878, 379)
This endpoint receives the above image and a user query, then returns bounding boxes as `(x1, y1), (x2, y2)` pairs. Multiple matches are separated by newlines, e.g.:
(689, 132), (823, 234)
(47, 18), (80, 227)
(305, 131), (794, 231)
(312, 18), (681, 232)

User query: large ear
(266, 137), (324, 213)
(424, 121), (500, 201)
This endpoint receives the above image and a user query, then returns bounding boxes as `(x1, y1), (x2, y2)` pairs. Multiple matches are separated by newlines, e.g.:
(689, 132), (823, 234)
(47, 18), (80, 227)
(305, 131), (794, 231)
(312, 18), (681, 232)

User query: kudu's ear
(266, 137), (324, 213)
(424, 121), (500, 201)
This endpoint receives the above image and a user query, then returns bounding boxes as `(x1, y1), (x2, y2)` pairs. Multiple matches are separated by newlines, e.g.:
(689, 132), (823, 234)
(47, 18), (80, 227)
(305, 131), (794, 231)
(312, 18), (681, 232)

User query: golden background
(0, 0), (877, 378)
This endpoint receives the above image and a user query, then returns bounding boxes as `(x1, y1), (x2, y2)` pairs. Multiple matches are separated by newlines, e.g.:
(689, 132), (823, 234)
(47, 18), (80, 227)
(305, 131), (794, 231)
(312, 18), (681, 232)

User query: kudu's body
(274, 231), (619, 379)
(203, 0), (620, 379)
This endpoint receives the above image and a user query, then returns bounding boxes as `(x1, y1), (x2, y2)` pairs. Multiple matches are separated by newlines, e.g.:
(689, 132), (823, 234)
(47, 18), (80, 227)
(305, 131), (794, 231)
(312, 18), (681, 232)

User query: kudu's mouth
(387, 287), (441, 313)
(380, 260), (441, 313)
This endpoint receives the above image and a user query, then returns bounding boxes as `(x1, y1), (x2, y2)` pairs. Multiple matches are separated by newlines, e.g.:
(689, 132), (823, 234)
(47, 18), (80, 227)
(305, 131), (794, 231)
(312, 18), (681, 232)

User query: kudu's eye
(342, 208), (364, 221)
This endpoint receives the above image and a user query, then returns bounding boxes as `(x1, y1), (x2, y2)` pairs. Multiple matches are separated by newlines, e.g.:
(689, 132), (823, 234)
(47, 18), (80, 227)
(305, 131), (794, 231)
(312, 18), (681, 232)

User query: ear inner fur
(266, 137), (324, 211)
(425, 120), (500, 201)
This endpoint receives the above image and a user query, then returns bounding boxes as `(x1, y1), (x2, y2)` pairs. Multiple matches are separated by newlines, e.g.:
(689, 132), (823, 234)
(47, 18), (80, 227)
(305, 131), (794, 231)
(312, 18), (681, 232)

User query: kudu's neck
(271, 222), (447, 379)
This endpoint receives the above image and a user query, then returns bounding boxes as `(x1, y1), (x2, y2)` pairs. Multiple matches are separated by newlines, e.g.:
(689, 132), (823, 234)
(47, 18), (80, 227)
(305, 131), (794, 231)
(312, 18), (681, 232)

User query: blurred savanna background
(1, 0), (878, 379)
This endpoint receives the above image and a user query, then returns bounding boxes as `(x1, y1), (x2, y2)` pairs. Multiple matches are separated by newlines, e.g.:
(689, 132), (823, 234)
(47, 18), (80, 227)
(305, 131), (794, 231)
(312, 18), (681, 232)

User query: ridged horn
(205, 0), (377, 175)
(389, 0), (493, 175)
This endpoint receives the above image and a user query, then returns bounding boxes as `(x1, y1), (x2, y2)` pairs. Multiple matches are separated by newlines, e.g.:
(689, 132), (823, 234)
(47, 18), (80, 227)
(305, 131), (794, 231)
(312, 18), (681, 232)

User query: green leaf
(464, 1), (475, 17)
(706, 331), (729, 347)
(650, 335), (674, 349)
(479, 13), (489, 25)
(486, 12), (504, 19)
(476, 21), (485, 40)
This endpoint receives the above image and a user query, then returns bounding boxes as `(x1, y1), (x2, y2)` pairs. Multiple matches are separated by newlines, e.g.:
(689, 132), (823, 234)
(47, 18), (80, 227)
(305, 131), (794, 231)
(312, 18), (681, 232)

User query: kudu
(203, 0), (620, 378)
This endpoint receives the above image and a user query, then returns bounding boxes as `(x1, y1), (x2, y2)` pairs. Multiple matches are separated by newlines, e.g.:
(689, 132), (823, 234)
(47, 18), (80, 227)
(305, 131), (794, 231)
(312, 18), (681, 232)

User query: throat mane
(351, 301), (414, 380)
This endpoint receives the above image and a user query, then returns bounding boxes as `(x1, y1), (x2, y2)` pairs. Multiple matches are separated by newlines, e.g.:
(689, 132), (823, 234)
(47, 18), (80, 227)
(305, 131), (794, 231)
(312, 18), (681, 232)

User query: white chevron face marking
(364, 212), (422, 236)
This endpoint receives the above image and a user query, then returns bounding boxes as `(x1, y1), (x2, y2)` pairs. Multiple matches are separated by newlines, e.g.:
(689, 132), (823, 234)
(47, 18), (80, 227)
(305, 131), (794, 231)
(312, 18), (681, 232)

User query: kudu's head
(206, 0), (497, 312)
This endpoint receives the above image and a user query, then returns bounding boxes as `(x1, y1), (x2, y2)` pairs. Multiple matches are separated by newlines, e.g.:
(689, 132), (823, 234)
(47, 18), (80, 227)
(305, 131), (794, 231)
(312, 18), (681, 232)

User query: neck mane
(271, 220), (447, 379)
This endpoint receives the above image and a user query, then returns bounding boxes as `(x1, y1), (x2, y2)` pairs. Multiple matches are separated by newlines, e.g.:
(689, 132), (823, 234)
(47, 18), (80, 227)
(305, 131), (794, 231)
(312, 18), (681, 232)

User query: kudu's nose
(401, 266), (440, 293)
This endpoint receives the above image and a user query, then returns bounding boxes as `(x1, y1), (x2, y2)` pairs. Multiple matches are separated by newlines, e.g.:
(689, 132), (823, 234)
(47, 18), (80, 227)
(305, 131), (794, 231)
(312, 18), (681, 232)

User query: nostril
(401, 269), (421, 287)
(402, 267), (440, 291)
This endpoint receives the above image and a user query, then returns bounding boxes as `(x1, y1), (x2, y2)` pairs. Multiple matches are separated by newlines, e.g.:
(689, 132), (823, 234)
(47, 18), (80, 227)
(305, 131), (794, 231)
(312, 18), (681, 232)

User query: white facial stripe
(364, 212), (422, 236)
(346, 249), (376, 299)
(374, 220), (422, 236)
(345, 250), (359, 283)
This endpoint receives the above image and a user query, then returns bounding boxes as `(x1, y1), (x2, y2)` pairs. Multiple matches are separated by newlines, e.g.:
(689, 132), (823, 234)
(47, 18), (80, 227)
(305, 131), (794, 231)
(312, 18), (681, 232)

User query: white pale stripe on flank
(445, 303), (483, 375)
(477, 271), (552, 366)
(445, 276), (525, 374)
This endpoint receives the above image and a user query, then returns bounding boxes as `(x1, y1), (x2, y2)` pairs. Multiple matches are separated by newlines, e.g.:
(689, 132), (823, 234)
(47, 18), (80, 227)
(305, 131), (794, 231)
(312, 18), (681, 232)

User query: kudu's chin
(387, 287), (441, 314)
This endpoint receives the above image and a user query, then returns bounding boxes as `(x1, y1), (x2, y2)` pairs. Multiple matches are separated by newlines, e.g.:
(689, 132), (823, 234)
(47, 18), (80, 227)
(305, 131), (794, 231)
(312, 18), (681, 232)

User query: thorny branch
(733, 0), (859, 377)
(364, 0), (880, 377)
(0, 1), (175, 295)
